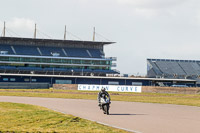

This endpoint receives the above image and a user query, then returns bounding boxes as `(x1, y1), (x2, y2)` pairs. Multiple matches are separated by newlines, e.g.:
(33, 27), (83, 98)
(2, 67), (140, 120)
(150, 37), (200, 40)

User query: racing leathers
(97, 90), (111, 106)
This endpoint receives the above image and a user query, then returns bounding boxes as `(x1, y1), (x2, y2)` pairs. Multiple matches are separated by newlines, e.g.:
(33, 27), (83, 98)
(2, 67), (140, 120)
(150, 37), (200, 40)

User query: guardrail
(104, 57), (117, 61)
(111, 63), (116, 67)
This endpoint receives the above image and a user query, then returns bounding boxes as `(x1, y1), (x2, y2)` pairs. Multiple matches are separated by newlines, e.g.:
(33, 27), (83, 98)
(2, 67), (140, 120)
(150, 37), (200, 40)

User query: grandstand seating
(0, 44), (14, 54)
(17, 67), (43, 71)
(39, 46), (65, 56)
(154, 61), (186, 75)
(178, 62), (200, 75)
(0, 66), (16, 70)
(88, 49), (104, 58)
(0, 44), (104, 58)
(13, 45), (40, 56)
(148, 60), (162, 75)
(147, 59), (200, 79)
(64, 48), (90, 58)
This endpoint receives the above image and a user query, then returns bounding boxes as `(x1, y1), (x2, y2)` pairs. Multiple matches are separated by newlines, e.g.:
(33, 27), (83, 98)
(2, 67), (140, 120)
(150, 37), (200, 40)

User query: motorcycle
(99, 94), (110, 115)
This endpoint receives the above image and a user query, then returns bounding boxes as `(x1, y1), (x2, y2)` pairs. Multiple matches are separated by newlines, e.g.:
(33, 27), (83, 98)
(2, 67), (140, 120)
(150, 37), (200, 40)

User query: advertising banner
(78, 84), (142, 93)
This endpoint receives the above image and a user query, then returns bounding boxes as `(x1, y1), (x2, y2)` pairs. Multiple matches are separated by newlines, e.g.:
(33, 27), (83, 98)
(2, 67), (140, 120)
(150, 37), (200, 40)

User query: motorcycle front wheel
(103, 104), (109, 115)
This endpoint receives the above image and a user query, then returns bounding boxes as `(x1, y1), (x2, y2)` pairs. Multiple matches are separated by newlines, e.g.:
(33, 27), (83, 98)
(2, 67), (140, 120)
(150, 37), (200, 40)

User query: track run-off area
(0, 96), (200, 133)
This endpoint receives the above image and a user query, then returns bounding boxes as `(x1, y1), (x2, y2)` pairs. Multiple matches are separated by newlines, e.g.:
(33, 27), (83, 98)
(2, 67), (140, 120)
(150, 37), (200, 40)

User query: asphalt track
(0, 96), (200, 133)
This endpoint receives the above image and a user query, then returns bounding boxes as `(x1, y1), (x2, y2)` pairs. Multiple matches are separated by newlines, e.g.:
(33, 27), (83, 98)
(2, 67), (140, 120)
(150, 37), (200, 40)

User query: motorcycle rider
(98, 87), (111, 109)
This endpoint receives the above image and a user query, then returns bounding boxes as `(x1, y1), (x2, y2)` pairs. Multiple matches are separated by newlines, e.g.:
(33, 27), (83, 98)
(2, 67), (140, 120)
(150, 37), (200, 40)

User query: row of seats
(148, 60), (200, 76)
(0, 44), (104, 58)
(13, 45), (40, 56)
(0, 66), (118, 74)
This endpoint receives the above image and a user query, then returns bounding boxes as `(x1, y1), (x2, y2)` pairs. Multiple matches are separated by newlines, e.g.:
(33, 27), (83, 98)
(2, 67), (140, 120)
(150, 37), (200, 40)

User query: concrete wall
(142, 86), (200, 94)
(53, 84), (200, 94)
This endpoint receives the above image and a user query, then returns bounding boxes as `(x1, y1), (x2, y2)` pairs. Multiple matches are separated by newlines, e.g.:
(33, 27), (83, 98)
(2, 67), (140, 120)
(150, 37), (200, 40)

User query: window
(0, 57), (9, 61)
(42, 58), (51, 63)
(108, 81), (119, 85)
(10, 78), (16, 81)
(52, 58), (61, 63)
(92, 60), (101, 65)
(3, 78), (8, 81)
(101, 61), (107, 65)
(62, 59), (71, 64)
(72, 60), (81, 64)
(55, 80), (72, 84)
(31, 79), (37, 82)
(82, 60), (91, 64)
(132, 82), (142, 86)
(106, 61), (110, 65)
(24, 78), (30, 82)
(9, 57), (20, 62)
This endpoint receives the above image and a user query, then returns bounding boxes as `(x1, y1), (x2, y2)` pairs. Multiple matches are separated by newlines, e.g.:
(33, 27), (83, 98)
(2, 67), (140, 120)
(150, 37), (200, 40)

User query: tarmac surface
(0, 96), (200, 133)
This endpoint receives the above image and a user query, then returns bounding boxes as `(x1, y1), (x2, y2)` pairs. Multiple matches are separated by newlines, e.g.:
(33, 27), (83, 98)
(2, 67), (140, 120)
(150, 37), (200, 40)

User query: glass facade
(0, 56), (112, 70)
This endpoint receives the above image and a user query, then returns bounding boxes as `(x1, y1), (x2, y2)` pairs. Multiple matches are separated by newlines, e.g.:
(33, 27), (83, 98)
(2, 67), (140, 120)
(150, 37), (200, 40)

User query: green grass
(0, 89), (200, 107)
(0, 89), (200, 132)
(0, 102), (128, 133)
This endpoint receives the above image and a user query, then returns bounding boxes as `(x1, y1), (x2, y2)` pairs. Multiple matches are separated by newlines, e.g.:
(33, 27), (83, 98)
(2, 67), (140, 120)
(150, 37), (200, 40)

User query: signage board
(78, 84), (142, 93)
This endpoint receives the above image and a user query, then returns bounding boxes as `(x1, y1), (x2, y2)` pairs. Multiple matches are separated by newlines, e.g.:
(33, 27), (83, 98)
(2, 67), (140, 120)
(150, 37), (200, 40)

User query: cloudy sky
(0, 0), (200, 76)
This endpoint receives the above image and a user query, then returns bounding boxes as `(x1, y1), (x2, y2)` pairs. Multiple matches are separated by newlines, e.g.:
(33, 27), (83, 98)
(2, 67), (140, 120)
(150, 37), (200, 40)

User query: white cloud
(194, 10), (200, 26)
(117, 0), (187, 17)
(7, 18), (35, 31)
(134, 8), (158, 18)
(0, 18), (35, 37)
(117, 0), (186, 8)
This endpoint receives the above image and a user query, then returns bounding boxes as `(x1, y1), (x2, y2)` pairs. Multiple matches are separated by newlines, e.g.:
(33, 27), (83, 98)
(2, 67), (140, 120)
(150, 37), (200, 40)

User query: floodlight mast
(93, 27), (95, 41)
(34, 23), (37, 39)
(3, 21), (6, 37)
(64, 25), (66, 40)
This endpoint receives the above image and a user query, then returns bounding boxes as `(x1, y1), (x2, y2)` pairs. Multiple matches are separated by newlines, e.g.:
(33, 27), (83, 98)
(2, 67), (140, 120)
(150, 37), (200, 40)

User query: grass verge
(0, 102), (128, 133)
(0, 89), (200, 107)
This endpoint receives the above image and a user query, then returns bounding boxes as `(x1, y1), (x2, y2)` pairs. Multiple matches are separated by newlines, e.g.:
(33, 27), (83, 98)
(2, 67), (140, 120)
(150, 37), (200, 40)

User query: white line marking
(49, 108), (142, 133)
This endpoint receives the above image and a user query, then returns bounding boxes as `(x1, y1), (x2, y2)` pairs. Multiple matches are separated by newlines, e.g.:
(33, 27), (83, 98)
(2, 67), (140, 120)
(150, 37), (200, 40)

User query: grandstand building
(0, 37), (196, 88)
(147, 58), (200, 85)
(0, 37), (121, 87)
(0, 37), (118, 76)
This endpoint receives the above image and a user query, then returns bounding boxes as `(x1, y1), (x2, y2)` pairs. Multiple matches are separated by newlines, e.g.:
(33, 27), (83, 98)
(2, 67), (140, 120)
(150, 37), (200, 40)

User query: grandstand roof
(0, 37), (115, 47)
(147, 58), (200, 63)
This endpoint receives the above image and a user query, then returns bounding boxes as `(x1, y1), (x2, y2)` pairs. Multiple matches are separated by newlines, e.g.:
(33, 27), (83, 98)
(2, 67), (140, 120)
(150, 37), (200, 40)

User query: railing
(0, 61), (112, 67)
(105, 57), (117, 61)
(0, 54), (114, 61)
(111, 63), (117, 67)
(0, 67), (120, 76)
(112, 69), (120, 73)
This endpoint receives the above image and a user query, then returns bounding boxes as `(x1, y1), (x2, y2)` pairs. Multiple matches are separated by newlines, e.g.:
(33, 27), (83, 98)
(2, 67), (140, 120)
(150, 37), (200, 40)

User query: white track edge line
(50, 108), (142, 133)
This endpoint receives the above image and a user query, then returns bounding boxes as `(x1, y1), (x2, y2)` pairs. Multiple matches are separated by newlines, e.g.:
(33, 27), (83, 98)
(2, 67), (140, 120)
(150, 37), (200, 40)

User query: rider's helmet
(101, 87), (106, 92)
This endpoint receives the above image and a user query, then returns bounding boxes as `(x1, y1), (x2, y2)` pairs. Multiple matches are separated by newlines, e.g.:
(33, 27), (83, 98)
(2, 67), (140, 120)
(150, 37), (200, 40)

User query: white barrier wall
(78, 84), (142, 93)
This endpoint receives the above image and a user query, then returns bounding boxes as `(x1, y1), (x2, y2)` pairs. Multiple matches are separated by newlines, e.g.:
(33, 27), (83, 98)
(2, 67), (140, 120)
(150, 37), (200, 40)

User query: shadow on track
(109, 113), (147, 116)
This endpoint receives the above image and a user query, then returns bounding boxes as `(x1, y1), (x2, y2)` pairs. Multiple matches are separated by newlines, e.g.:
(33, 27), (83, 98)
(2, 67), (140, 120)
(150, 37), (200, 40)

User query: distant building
(147, 58), (200, 86)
